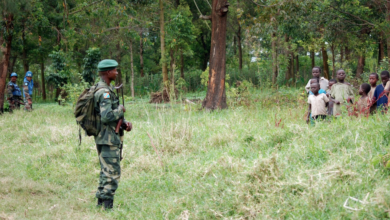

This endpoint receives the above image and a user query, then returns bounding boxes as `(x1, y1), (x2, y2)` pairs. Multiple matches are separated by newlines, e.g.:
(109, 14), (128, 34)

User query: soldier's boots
(103, 199), (114, 210)
(97, 198), (103, 207)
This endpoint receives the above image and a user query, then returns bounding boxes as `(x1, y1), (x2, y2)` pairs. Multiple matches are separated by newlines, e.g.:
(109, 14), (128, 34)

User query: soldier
(94, 59), (132, 210)
(7, 72), (23, 113)
(23, 71), (34, 111)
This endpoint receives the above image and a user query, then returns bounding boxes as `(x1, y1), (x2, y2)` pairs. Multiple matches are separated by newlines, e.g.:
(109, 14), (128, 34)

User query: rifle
(7, 97), (25, 105)
(115, 84), (124, 161)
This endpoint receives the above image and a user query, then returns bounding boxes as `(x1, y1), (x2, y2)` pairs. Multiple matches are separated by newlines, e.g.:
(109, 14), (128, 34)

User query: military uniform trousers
(9, 96), (21, 112)
(96, 145), (121, 200)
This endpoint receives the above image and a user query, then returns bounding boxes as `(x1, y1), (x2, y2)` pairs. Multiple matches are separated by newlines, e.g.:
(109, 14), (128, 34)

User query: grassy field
(1, 88), (390, 219)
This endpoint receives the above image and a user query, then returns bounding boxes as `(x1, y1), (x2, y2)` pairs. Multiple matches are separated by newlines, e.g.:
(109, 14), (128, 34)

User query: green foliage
(227, 80), (254, 107)
(175, 77), (187, 96)
(58, 73), (91, 106)
(82, 47), (100, 85)
(46, 50), (70, 88)
(200, 67), (209, 88)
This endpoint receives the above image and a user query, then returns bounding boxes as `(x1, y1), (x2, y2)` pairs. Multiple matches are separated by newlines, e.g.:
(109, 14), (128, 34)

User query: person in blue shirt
(23, 71), (34, 111)
(7, 72), (22, 113)
(373, 70), (390, 113)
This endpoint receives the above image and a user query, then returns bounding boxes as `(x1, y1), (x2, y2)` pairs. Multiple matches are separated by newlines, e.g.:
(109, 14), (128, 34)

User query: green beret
(97, 59), (118, 72)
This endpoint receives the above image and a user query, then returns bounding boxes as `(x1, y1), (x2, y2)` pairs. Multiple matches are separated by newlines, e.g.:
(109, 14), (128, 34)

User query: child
(368, 73), (378, 113)
(307, 83), (329, 123)
(327, 79), (337, 116)
(309, 78), (326, 95)
(368, 73), (378, 99)
(305, 67), (329, 93)
(372, 70), (390, 112)
(330, 69), (354, 117)
(357, 83), (371, 115)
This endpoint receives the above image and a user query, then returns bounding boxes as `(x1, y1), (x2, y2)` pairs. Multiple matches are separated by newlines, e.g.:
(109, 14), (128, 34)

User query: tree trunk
(200, 33), (210, 71)
(130, 38), (134, 97)
(295, 54), (299, 85)
(8, 55), (17, 75)
(202, 0), (229, 110)
(139, 30), (144, 77)
(41, 58), (46, 100)
(180, 49), (184, 78)
(271, 32), (278, 84)
(170, 48), (175, 90)
(310, 50), (315, 68)
(116, 42), (122, 85)
(237, 24), (242, 71)
(285, 36), (291, 85)
(160, 0), (169, 85)
(331, 44), (336, 78)
(321, 46), (329, 79)
(356, 55), (365, 78)
(291, 52), (295, 87)
(233, 35), (237, 55)
(0, 14), (14, 114)
(379, 32), (385, 64)
(22, 21), (29, 73)
(340, 46), (344, 65)
(387, 1), (390, 63)
(345, 46), (350, 61)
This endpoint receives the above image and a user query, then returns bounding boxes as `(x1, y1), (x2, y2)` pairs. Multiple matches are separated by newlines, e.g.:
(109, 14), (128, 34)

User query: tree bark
(0, 14), (14, 114)
(237, 24), (242, 71)
(139, 30), (144, 77)
(291, 52), (295, 87)
(160, 0), (169, 85)
(331, 44), (336, 78)
(379, 32), (385, 64)
(180, 49), (184, 78)
(233, 35), (237, 55)
(200, 33), (210, 71)
(202, 0), (229, 110)
(41, 58), (46, 100)
(130, 38), (134, 97)
(321, 46), (329, 79)
(356, 55), (365, 78)
(271, 32), (278, 84)
(116, 42), (122, 85)
(8, 55), (17, 75)
(22, 20), (29, 73)
(285, 36), (291, 85)
(295, 54), (299, 84)
(387, 1), (390, 63)
(310, 50), (315, 69)
(345, 46), (350, 61)
(170, 48), (175, 90)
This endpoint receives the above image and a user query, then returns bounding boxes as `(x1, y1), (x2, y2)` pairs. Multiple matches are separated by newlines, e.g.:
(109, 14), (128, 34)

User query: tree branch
(200, 15), (211, 20)
(251, 0), (283, 7)
(329, 5), (376, 27)
(69, 0), (103, 15)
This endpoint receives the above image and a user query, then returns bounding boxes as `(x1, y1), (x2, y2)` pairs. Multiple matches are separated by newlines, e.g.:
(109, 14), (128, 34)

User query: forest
(0, 0), (390, 110)
(3, 0), (390, 219)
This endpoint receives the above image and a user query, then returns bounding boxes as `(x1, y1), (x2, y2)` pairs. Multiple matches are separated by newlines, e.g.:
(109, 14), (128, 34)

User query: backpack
(74, 84), (104, 144)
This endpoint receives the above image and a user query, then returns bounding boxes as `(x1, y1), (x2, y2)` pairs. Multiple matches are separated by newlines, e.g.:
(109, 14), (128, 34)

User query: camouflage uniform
(7, 82), (22, 112)
(23, 82), (33, 110)
(94, 78), (127, 201)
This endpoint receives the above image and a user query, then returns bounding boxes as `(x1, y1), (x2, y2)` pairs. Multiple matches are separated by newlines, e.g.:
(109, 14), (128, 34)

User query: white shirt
(305, 77), (329, 93)
(308, 93), (329, 116)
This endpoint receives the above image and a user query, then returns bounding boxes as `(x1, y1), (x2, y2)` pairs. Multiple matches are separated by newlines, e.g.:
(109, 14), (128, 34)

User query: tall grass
(1, 89), (390, 219)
